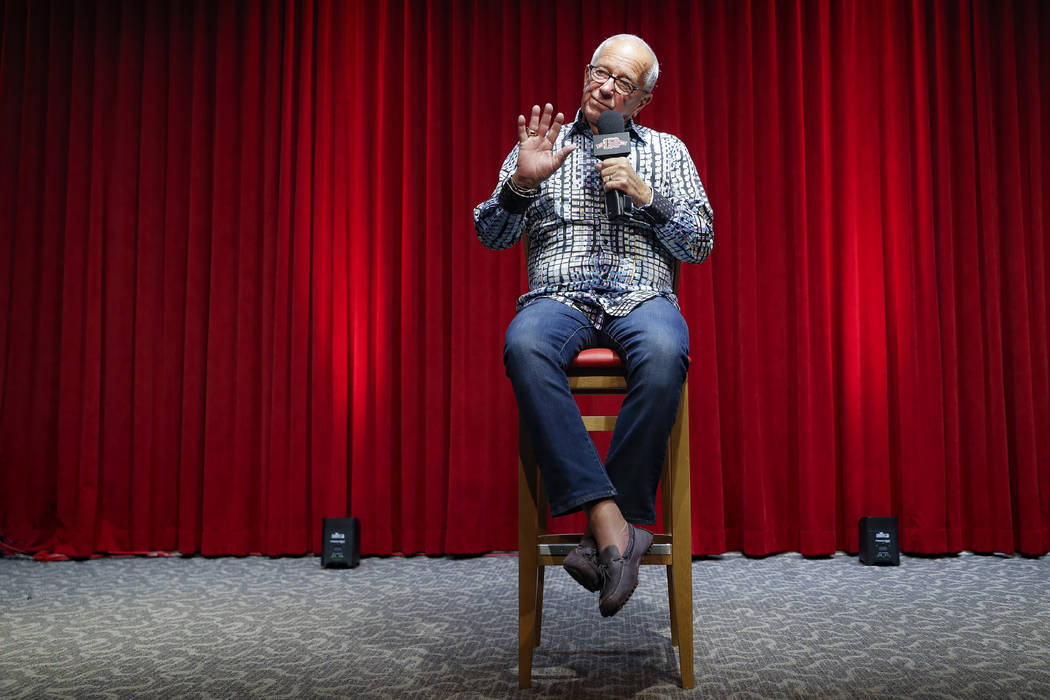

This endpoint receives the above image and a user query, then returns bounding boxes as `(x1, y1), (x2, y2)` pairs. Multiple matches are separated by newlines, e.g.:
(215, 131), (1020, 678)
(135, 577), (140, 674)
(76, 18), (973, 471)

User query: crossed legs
(504, 297), (689, 557)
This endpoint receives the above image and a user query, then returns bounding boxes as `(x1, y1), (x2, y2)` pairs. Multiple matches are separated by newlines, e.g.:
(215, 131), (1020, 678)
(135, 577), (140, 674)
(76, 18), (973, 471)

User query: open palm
(513, 103), (577, 189)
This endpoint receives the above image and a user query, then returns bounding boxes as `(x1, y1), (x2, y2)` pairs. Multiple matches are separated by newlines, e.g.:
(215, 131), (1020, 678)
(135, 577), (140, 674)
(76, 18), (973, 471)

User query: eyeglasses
(587, 65), (649, 97)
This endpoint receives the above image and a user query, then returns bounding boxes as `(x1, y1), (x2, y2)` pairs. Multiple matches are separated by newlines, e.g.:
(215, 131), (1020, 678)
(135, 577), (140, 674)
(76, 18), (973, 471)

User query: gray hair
(590, 34), (660, 91)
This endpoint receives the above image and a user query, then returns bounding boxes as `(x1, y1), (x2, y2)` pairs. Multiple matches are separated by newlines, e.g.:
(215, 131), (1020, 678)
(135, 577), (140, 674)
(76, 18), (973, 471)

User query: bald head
(591, 34), (659, 91)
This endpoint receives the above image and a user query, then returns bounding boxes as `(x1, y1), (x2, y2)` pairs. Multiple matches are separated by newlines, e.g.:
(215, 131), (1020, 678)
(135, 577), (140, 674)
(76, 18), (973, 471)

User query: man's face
(580, 40), (654, 131)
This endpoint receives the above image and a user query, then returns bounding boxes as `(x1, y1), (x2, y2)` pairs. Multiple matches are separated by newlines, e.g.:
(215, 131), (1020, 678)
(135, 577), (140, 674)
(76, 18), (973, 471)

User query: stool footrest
(538, 541), (672, 557)
(536, 533), (672, 557)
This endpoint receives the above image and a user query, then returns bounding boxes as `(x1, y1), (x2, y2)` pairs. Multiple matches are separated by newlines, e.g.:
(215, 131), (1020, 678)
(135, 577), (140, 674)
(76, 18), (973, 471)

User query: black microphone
(594, 110), (632, 220)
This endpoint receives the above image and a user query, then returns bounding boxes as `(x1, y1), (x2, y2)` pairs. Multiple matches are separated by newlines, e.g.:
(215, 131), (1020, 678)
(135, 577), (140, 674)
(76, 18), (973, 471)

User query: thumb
(553, 143), (577, 168)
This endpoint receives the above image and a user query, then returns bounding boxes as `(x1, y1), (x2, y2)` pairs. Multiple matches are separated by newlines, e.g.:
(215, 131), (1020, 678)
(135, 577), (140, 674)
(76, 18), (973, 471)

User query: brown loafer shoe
(563, 533), (601, 592)
(598, 524), (654, 617)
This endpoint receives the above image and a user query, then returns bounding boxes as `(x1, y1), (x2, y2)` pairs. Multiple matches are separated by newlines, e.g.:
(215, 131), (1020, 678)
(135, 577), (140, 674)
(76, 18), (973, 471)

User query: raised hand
(512, 103), (577, 190)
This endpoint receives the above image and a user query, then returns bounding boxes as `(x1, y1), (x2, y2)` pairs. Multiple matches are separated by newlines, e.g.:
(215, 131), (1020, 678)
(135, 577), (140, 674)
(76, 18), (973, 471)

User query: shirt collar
(569, 109), (649, 145)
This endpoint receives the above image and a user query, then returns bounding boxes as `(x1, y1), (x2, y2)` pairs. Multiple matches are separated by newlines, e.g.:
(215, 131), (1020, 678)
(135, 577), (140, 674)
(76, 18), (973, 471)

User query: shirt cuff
(639, 189), (673, 226)
(498, 178), (540, 214)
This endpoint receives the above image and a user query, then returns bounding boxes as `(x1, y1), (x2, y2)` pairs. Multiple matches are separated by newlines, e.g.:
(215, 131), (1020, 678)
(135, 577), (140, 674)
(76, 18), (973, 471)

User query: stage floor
(2, 551), (1048, 698)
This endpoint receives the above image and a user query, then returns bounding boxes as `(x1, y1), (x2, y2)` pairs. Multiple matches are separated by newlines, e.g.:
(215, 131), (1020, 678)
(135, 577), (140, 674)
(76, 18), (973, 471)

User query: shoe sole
(599, 577), (638, 617)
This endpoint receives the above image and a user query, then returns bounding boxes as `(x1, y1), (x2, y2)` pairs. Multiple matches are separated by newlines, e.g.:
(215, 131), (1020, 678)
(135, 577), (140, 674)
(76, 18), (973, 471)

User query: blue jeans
(504, 297), (689, 524)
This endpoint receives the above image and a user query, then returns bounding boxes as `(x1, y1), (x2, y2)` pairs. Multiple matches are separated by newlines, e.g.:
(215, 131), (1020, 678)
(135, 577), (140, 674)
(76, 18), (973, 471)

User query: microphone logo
(596, 136), (628, 150)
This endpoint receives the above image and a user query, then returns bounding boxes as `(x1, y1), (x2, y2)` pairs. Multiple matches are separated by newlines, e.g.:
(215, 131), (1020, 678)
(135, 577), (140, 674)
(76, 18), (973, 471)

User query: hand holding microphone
(594, 110), (653, 219)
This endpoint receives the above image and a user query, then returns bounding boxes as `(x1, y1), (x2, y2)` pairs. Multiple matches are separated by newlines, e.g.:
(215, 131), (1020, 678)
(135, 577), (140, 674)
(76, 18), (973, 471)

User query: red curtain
(1, 0), (1047, 557)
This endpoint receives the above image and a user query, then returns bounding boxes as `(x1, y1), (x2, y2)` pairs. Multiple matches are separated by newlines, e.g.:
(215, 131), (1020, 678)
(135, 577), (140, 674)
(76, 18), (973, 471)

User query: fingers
(536, 103), (555, 136)
(518, 106), (541, 143)
(596, 157), (651, 205)
(528, 104), (542, 137)
(601, 172), (627, 192)
(546, 110), (567, 143)
(515, 101), (573, 186)
(596, 157), (630, 190)
(552, 143), (577, 168)
(520, 103), (569, 145)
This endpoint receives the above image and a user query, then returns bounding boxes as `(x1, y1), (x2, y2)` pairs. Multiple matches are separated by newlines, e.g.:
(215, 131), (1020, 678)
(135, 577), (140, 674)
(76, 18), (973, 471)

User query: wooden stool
(517, 347), (694, 688)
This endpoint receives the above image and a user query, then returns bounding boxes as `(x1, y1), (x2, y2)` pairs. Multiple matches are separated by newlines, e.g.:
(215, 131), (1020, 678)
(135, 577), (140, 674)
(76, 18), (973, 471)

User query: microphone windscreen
(596, 110), (625, 135)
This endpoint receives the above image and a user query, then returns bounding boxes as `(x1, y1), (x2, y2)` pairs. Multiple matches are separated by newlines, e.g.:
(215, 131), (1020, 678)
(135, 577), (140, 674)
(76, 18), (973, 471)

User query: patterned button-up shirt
(474, 110), (714, 326)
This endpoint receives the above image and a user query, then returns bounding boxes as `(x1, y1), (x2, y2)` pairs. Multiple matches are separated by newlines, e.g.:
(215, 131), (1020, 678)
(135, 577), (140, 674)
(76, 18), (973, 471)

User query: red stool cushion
(569, 348), (692, 370)
(569, 348), (623, 369)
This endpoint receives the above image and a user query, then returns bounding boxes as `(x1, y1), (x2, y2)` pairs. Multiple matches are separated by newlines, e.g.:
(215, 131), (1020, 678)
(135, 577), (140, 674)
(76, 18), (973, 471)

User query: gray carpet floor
(1, 552), (1048, 698)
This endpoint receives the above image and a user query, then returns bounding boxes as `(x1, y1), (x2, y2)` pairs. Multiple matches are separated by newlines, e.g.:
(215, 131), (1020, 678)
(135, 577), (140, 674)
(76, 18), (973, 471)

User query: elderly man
(474, 34), (714, 617)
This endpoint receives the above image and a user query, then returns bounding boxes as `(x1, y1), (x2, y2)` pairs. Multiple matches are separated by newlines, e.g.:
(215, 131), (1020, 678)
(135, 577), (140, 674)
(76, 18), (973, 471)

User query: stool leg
(666, 564), (678, 646)
(661, 469), (679, 647)
(669, 383), (694, 689)
(518, 420), (540, 689)
(534, 471), (547, 648)
(535, 566), (545, 647)
(672, 555), (693, 687)
(518, 555), (537, 688)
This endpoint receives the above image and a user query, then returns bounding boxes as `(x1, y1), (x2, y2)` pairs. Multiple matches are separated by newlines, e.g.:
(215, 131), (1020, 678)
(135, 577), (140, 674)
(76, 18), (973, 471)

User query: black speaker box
(858, 516), (899, 566)
(321, 517), (360, 568)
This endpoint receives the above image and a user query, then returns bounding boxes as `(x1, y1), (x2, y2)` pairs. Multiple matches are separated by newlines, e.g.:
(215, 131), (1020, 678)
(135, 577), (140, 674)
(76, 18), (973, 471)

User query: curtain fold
(1, 0), (1047, 557)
